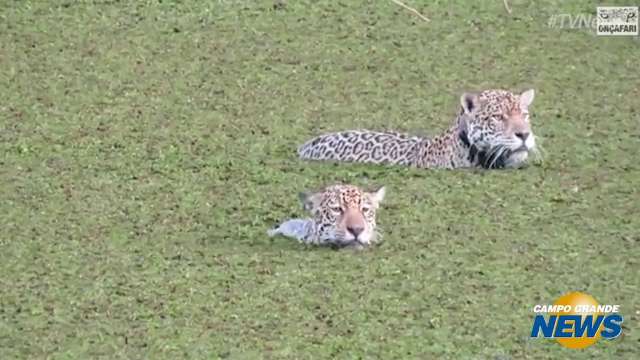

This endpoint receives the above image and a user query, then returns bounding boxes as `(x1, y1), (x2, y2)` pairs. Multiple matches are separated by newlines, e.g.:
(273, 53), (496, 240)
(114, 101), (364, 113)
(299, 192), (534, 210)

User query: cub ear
(369, 186), (386, 204)
(460, 92), (479, 114)
(298, 191), (320, 212)
(520, 89), (535, 109)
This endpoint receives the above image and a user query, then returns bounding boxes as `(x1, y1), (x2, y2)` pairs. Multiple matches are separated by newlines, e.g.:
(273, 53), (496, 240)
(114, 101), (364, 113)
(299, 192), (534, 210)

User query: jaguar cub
(268, 184), (386, 249)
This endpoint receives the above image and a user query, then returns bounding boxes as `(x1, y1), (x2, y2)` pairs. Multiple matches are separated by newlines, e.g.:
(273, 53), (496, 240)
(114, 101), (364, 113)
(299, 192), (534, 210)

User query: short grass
(1, 0), (638, 358)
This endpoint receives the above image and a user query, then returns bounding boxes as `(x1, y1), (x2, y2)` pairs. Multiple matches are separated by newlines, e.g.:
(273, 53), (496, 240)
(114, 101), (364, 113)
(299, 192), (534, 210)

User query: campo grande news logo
(530, 292), (623, 349)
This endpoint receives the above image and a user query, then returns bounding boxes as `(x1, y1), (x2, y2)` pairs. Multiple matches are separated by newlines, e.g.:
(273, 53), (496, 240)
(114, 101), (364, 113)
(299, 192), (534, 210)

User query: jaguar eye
(330, 206), (343, 214)
(362, 206), (371, 213)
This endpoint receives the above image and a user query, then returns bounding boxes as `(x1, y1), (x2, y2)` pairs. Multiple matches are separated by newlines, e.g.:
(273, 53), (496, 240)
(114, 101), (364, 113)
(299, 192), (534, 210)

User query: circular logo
(552, 292), (603, 349)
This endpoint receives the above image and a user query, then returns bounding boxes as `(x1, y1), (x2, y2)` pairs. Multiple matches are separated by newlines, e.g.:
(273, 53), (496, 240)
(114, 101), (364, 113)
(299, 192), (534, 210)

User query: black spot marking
(340, 145), (352, 158)
(356, 152), (369, 162)
(382, 141), (393, 155)
(372, 146), (383, 160)
(353, 142), (363, 154)
(458, 130), (470, 147)
(374, 134), (390, 143)
(468, 144), (479, 163)
(364, 141), (373, 151)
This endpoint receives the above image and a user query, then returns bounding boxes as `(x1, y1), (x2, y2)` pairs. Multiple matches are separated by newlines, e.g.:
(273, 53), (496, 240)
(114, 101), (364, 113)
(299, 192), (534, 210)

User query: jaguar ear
(456, 116), (471, 146)
(298, 191), (320, 212)
(457, 115), (468, 134)
(369, 186), (386, 204)
(460, 92), (478, 114)
(520, 89), (535, 109)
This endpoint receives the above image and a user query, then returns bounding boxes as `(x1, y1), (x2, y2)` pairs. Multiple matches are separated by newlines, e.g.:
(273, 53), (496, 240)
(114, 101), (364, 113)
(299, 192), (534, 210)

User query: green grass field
(1, 0), (638, 358)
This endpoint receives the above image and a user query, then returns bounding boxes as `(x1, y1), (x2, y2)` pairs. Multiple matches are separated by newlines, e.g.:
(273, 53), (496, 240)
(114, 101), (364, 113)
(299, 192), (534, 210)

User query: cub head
(458, 89), (537, 168)
(299, 184), (386, 247)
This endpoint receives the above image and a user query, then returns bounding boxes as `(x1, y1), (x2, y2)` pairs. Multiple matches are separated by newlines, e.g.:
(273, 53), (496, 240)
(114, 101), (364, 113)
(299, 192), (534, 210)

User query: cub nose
(347, 225), (364, 238)
(515, 132), (530, 141)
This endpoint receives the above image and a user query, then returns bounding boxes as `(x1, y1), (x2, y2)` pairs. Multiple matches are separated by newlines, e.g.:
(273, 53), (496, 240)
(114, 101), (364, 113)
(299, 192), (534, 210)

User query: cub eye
(330, 206), (343, 214)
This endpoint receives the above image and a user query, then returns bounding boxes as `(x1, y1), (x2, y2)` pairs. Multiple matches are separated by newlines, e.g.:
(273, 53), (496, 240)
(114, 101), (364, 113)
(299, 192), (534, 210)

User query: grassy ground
(1, 0), (638, 358)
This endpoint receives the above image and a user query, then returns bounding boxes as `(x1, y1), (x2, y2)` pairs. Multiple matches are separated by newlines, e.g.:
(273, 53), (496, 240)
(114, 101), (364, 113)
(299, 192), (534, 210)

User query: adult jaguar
(298, 89), (538, 169)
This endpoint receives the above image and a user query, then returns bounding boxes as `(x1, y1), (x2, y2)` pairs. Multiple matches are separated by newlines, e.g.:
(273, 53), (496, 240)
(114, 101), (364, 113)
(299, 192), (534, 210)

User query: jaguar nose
(347, 225), (364, 238)
(515, 132), (530, 141)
